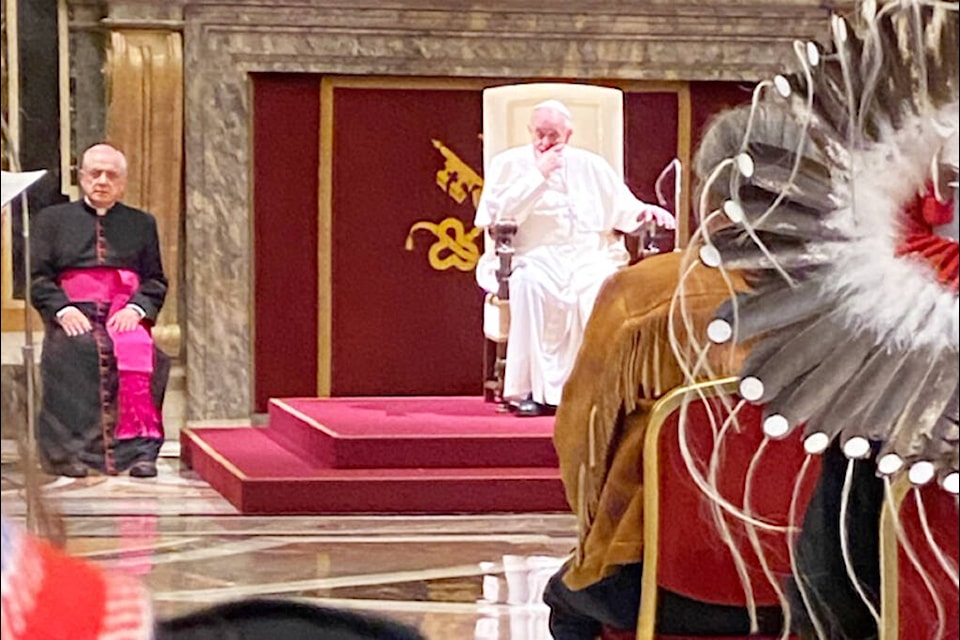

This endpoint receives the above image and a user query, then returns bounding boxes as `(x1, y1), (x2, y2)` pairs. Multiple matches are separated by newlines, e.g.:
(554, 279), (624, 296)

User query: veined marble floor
(1, 454), (577, 639)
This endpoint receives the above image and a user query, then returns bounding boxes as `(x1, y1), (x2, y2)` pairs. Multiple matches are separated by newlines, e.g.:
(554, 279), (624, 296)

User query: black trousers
(38, 305), (168, 473)
(543, 562), (783, 639)
(787, 443), (884, 640)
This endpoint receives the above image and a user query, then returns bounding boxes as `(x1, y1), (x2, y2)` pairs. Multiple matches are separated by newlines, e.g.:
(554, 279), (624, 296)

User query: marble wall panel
(180, 0), (834, 418)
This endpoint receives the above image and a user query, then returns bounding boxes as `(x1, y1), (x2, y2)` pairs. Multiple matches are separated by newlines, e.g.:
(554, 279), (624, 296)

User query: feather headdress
(693, 0), (959, 493)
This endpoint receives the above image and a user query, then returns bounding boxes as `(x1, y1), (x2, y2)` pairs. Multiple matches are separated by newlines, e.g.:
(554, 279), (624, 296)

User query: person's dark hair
(156, 598), (427, 640)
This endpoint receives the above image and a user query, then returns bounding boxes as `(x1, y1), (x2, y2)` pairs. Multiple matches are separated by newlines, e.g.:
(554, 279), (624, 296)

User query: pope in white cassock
(475, 100), (676, 416)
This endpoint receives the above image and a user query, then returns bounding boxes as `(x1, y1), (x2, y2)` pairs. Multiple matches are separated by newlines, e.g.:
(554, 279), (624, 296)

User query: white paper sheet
(1, 170), (48, 208)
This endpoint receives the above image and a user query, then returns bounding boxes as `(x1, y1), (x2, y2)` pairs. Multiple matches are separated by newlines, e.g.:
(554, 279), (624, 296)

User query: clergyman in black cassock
(30, 143), (170, 478)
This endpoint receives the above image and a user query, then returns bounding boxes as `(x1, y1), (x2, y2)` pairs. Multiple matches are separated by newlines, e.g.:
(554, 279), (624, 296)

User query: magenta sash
(58, 268), (161, 440)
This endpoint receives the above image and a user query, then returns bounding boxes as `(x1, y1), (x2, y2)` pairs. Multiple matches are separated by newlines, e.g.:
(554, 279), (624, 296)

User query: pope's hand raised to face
(537, 144), (565, 178)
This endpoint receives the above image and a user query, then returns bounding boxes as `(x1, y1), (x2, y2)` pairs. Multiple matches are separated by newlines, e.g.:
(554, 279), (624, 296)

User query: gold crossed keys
(431, 139), (483, 208)
(405, 218), (481, 272)
(405, 139), (484, 272)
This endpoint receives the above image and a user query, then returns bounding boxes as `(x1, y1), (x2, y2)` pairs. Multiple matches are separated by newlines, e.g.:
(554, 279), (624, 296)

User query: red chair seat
(884, 482), (959, 639)
(637, 380), (820, 639)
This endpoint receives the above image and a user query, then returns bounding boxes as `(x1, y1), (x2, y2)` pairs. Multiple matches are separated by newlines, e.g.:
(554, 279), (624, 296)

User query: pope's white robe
(475, 144), (648, 405)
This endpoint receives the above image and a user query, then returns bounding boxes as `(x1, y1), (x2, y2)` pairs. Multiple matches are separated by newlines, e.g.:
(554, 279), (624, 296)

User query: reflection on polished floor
(1, 454), (576, 639)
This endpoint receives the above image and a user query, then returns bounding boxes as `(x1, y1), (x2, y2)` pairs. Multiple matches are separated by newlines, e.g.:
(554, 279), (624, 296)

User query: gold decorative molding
(677, 84), (692, 248)
(57, 0), (74, 199)
(2, 0), (18, 159)
(105, 29), (183, 356)
(1, 0), (23, 331)
(317, 78), (333, 397)
(1, 208), (42, 332)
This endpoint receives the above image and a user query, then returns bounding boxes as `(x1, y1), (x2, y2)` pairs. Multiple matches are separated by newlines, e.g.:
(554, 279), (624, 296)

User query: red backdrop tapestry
(690, 81), (755, 152)
(252, 74), (321, 412)
(251, 78), (750, 405)
(625, 91), (680, 255)
(330, 87), (485, 396)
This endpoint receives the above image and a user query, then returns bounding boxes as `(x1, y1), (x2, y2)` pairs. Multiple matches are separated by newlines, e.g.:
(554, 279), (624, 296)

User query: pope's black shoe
(515, 399), (557, 417)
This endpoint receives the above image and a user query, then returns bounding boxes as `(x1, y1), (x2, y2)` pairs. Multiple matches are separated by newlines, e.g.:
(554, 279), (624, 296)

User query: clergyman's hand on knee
(59, 308), (93, 337)
(106, 307), (141, 333)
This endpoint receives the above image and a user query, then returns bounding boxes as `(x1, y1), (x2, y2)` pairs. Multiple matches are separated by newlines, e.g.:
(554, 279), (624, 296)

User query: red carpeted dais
(181, 397), (569, 514)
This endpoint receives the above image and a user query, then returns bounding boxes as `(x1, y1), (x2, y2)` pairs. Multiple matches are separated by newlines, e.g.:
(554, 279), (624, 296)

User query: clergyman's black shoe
(42, 460), (88, 478)
(515, 399), (557, 417)
(129, 460), (158, 478)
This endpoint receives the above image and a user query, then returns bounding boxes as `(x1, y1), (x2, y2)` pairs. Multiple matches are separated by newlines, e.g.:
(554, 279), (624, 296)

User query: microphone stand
(654, 157), (682, 253)
(2, 114), (42, 534)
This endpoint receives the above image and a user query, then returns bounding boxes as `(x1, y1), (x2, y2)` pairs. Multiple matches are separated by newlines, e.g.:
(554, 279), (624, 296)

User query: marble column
(68, 0), (108, 159)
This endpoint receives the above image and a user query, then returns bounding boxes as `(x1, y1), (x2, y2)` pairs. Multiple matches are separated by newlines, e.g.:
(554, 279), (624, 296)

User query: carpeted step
(264, 396), (558, 469)
(181, 427), (569, 515)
